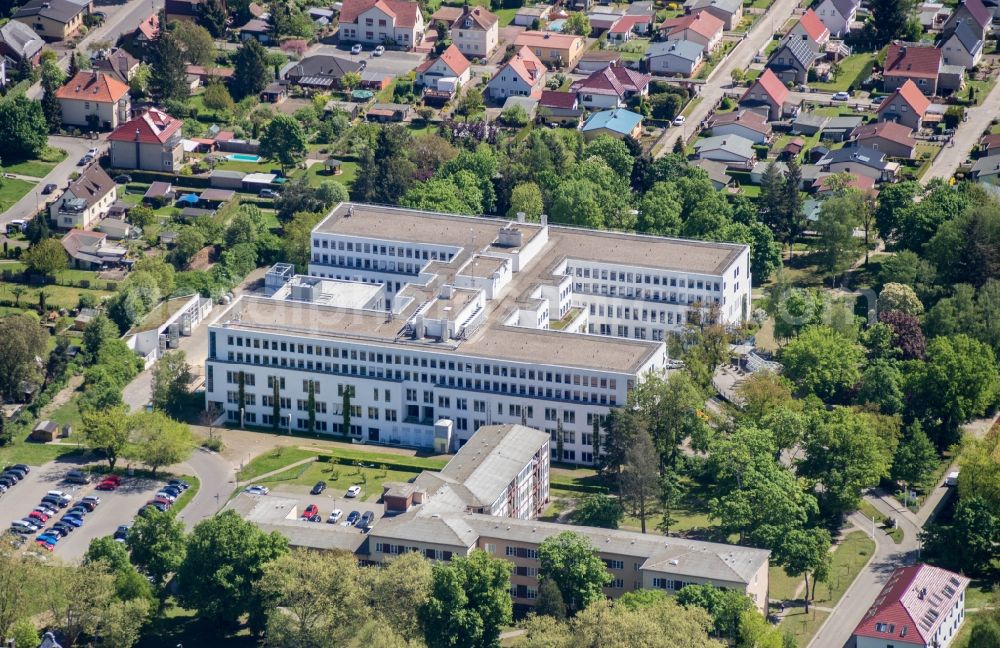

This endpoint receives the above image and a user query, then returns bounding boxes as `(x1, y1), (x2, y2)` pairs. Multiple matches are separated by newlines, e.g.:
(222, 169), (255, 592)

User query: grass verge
(779, 608), (829, 647)
(813, 531), (876, 606)
(236, 447), (317, 481)
(857, 500), (904, 544)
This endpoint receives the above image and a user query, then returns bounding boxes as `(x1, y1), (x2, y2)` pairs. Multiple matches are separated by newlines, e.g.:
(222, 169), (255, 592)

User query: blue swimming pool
(227, 153), (261, 162)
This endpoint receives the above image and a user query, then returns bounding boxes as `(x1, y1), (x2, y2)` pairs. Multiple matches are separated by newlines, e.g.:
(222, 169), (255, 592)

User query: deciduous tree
(260, 114), (308, 173)
(420, 550), (512, 648)
(81, 405), (131, 471)
(538, 532), (611, 613)
(780, 325), (864, 401)
(571, 493), (623, 529)
(127, 507), (188, 586)
(127, 411), (195, 475)
(0, 95), (47, 160)
(24, 239), (67, 276)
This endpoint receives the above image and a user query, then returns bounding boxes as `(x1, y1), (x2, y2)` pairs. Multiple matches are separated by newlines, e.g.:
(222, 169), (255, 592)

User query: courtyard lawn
(808, 52), (877, 92)
(137, 600), (256, 648)
(613, 38), (651, 63)
(257, 458), (420, 503)
(0, 438), (84, 467)
(303, 159), (358, 189)
(237, 446), (318, 481)
(495, 7), (517, 26)
(0, 177), (36, 212)
(965, 78), (996, 106)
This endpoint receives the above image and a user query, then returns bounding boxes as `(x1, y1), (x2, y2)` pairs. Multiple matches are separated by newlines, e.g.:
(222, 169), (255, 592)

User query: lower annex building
(205, 203), (752, 465)
(229, 423), (771, 612)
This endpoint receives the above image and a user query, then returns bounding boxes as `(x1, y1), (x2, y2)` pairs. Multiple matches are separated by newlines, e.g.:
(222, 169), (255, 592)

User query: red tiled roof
(661, 9), (724, 39)
(884, 42), (941, 79)
(340, 0), (421, 28)
(980, 133), (1000, 149)
(853, 565), (969, 645)
(185, 65), (235, 78)
(136, 13), (159, 40)
(852, 120), (915, 147)
(540, 90), (578, 109)
(571, 65), (651, 97)
(514, 30), (582, 50)
(437, 43), (470, 76)
(708, 109), (770, 133)
(610, 14), (652, 33)
(817, 173), (876, 192)
(430, 5), (463, 23)
(741, 68), (788, 106)
(456, 5), (498, 29)
(498, 45), (545, 86)
(797, 9), (829, 42)
(878, 79), (931, 116)
(55, 70), (129, 103)
(108, 108), (182, 145)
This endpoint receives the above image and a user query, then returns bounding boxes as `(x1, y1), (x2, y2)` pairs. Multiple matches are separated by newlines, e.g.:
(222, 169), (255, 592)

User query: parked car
(37, 532), (60, 545)
(351, 44), (363, 54)
(168, 479), (191, 490)
(10, 519), (38, 533)
(831, 91), (850, 101)
(373, 45), (385, 56)
(311, 481), (326, 495)
(34, 505), (57, 517)
(40, 496), (66, 509)
(42, 183), (58, 194)
(327, 509), (343, 524)
(8, 465), (29, 475)
(301, 504), (319, 520)
(86, 147), (99, 158)
(47, 490), (71, 502)
(258, 188), (279, 199)
(52, 522), (74, 536)
(113, 525), (128, 542)
(61, 515), (84, 527)
(346, 485), (361, 498)
(95, 480), (118, 491)
(345, 510), (360, 526)
(150, 497), (172, 508)
(65, 470), (89, 484)
(28, 511), (49, 523)
(672, 115), (685, 127)
(75, 500), (97, 512)
(245, 485), (269, 495)
(155, 491), (178, 502)
(113, 174), (132, 184)
(145, 501), (169, 513)
(358, 511), (374, 528)
(81, 495), (101, 506)
(0, 477), (15, 488)
(945, 471), (960, 486)
(66, 507), (89, 518)
(78, 155), (92, 166)
(45, 525), (69, 538)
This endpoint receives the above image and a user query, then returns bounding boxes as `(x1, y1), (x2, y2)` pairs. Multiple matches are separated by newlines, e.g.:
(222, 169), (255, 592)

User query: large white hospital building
(205, 203), (751, 464)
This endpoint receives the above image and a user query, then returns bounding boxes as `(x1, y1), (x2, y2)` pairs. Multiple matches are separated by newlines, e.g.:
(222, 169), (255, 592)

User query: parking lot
(310, 45), (427, 78)
(1, 460), (169, 561)
(269, 483), (384, 529)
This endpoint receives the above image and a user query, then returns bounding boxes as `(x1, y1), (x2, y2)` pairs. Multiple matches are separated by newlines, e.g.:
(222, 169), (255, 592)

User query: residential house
(184, 65), (234, 85)
(739, 68), (793, 121)
(939, 19), (983, 69)
(660, 10), (724, 52)
(338, 0), (425, 49)
(970, 154), (1000, 184)
(366, 102), (414, 122)
(791, 112), (829, 135)
(580, 108), (643, 140)
(0, 21), (44, 70)
(415, 43), (471, 100)
(93, 48), (140, 83)
(767, 37), (820, 85)
(850, 121), (917, 158)
(238, 18), (272, 43)
(165, 0), (204, 23)
(941, 0), (991, 40)
(132, 13), (160, 43)
(260, 81), (288, 103)
(813, 0), (860, 37)
(282, 54), (364, 89)
(814, 173), (876, 195)
(685, 0), (742, 29)
(60, 229), (127, 270)
(451, 5), (499, 59)
(784, 9), (829, 49)
(108, 108), (184, 173)
(512, 5), (551, 27)
(513, 31), (586, 68)
(877, 79), (930, 130)
(820, 115), (864, 141)
(918, 1), (952, 30)
(570, 65), (650, 109)
(608, 14), (654, 42)
(693, 134), (756, 168)
(429, 6), (464, 26)
(49, 164), (117, 230)
(978, 133), (1000, 155)
(13, 0), (90, 41)
(705, 109), (771, 143)
(55, 70), (130, 130)
(538, 90), (582, 124)
(818, 145), (899, 182)
(486, 45), (546, 100)
(851, 564), (969, 648)
(645, 40), (704, 77)
(883, 42), (942, 95)
(576, 50), (622, 72)
(693, 159), (732, 189)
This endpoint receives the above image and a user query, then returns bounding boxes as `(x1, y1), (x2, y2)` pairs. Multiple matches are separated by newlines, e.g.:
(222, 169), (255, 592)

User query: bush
(202, 436), (224, 451)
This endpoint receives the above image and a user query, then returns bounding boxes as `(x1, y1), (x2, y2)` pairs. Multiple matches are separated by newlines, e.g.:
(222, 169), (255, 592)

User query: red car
(301, 504), (319, 520)
(95, 480), (117, 491)
(150, 497), (172, 508)
(102, 474), (122, 485)
(27, 511), (48, 523)
(35, 540), (55, 552)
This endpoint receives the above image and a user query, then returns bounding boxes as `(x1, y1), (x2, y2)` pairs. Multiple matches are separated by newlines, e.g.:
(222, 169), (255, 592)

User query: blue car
(61, 515), (84, 527)
(36, 533), (59, 545)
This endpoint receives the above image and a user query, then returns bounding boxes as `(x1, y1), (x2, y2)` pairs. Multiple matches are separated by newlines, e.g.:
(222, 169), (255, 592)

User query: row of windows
(569, 265), (722, 291)
(313, 237), (455, 263)
(577, 283), (722, 306)
(312, 254), (421, 275)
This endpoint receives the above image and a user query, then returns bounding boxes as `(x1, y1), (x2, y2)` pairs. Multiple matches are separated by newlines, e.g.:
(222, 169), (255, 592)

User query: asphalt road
(921, 78), (1000, 184)
(654, 0), (802, 155)
(1, 137), (96, 227)
(0, 459), (165, 561)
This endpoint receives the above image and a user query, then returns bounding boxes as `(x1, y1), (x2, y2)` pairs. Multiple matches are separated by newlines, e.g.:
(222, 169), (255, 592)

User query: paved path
(172, 448), (236, 531)
(653, 0), (802, 155)
(922, 78), (1000, 183)
(1, 137), (94, 227)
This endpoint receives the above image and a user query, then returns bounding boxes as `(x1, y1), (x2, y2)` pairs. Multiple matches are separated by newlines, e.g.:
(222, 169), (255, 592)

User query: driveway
(653, 0), (802, 155)
(308, 45), (428, 78)
(1, 136), (96, 228)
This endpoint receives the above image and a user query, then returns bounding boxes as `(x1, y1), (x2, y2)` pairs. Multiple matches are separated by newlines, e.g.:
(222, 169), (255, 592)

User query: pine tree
(150, 31), (189, 102)
(342, 386), (352, 436)
(783, 157), (804, 247)
(200, 0), (228, 37)
(271, 380), (280, 430)
(232, 38), (269, 99)
(672, 136), (684, 154)
(40, 73), (63, 133)
(307, 381), (316, 434)
(67, 51), (79, 78)
(0, 412), (9, 447)
(16, 56), (33, 83)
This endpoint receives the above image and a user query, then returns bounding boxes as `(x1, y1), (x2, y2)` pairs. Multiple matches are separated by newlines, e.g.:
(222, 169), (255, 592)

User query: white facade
(205, 204), (750, 465)
(49, 183), (117, 230)
(813, 0), (856, 37)
(60, 95), (130, 130)
(339, 4), (424, 47)
(486, 60), (544, 99)
(940, 31), (982, 69)
(452, 10), (498, 58)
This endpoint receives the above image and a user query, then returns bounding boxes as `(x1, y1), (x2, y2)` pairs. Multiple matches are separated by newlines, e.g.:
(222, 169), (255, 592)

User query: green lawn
(965, 78), (996, 106)
(780, 608), (830, 647)
(47, 394), (85, 431)
(257, 458), (418, 503)
(858, 501), (904, 543)
(770, 565), (804, 601)
(0, 282), (115, 310)
(303, 160), (358, 189)
(611, 38), (651, 63)
(237, 446), (318, 481)
(0, 440), (84, 466)
(808, 52), (877, 92)
(171, 472), (201, 513)
(4, 148), (68, 178)
(0, 177), (36, 213)
(137, 600), (256, 648)
(495, 7), (517, 26)
(813, 531), (876, 606)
